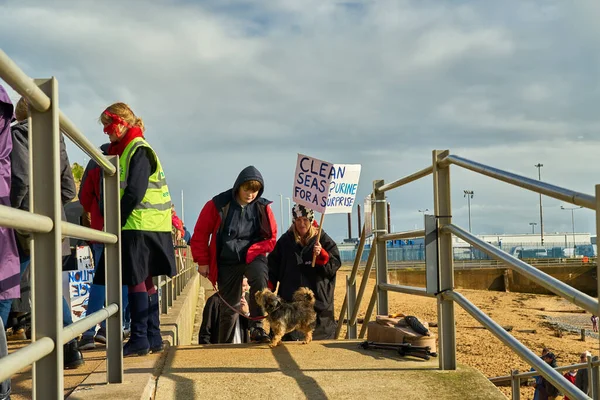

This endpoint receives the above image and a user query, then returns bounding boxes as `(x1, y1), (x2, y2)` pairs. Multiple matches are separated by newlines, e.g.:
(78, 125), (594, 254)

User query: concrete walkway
(154, 340), (505, 400)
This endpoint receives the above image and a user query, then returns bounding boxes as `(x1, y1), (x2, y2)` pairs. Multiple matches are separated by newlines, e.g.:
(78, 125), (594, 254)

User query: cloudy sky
(1, 0), (599, 243)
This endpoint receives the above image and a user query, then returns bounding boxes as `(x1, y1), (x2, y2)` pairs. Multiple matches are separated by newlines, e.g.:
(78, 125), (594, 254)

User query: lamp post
(285, 197), (292, 228)
(463, 190), (474, 233)
(561, 205), (583, 255)
(464, 190), (474, 260)
(535, 163), (544, 245)
(529, 222), (537, 234)
(418, 208), (429, 216)
(279, 194), (284, 236)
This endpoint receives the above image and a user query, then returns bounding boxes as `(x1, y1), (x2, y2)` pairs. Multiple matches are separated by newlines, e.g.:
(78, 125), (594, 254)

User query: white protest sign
(77, 245), (94, 271)
(325, 164), (361, 214)
(293, 154), (334, 214)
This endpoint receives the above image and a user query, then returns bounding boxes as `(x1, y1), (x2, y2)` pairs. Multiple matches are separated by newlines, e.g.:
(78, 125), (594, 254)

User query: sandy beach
(334, 270), (597, 399)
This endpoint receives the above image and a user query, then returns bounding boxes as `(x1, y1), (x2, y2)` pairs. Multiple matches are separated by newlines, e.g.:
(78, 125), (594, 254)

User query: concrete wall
(160, 274), (203, 346)
(357, 265), (597, 296)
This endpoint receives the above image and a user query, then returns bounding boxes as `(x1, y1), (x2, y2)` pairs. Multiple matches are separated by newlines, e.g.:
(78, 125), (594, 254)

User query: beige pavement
(154, 340), (506, 400)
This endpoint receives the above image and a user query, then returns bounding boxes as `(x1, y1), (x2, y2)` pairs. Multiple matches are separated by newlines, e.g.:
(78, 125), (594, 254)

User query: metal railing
(0, 50), (199, 398)
(0, 49), (123, 397)
(338, 149), (599, 400)
(156, 238), (197, 316)
(491, 356), (599, 399)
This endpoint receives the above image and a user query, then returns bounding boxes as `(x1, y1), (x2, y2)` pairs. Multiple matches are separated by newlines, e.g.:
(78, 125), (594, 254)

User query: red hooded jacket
(190, 198), (277, 285)
(190, 166), (277, 285)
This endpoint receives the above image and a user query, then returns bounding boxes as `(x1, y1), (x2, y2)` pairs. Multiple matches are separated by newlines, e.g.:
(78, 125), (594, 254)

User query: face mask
(102, 110), (129, 136)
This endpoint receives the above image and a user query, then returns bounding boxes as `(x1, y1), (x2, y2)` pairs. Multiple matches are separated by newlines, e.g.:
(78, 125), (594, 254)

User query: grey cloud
(1, 0), (599, 241)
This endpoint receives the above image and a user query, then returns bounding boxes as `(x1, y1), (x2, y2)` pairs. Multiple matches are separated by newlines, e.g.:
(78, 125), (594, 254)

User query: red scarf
(107, 126), (145, 156)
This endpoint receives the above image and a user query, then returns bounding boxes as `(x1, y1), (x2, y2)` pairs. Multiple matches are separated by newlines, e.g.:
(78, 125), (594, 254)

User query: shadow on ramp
(270, 344), (328, 400)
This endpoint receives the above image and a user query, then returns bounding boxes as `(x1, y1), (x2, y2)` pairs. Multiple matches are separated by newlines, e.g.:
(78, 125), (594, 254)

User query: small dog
(255, 287), (316, 347)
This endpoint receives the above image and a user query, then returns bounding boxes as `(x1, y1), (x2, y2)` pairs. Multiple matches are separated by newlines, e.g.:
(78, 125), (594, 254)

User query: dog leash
(211, 282), (268, 321)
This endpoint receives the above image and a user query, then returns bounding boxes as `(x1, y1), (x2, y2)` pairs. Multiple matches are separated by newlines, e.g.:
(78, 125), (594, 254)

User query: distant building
(337, 232), (595, 262)
(452, 232), (591, 248)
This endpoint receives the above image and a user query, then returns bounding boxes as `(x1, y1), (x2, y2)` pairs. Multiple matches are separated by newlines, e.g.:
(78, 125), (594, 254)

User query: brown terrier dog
(255, 287), (316, 347)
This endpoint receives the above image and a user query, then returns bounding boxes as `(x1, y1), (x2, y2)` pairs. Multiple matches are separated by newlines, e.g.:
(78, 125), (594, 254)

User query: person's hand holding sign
(313, 242), (322, 258)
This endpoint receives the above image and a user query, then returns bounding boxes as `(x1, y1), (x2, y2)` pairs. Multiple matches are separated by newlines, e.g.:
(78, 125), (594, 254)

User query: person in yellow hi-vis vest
(93, 103), (176, 357)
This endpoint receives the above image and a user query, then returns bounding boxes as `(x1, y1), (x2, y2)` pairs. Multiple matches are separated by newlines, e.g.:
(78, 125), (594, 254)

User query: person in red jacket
(171, 204), (184, 241)
(190, 166), (276, 343)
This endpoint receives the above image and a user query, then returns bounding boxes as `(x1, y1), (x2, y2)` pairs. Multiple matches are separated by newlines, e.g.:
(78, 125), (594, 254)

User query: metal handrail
(158, 264), (196, 288)
(0, 50), (124, 393)
(339, 149), (598, 399)
(440, 154), (596, 210)
(0, 204), (53, 232)
(443, 223), (598, 314)
(0, 338), (55, 383)
(378, 229), (425, 242)
(377, 166), (433, 193)
(59, 110), (116, 175)
(0, 50), (51, 114)
(62, 304), (120, 344)
(0, 49), (116, 176)
(444, 290), (588, 400)
(378, 283), (434, 297)
(495, 359), (596, 381)
(348, 239), (378, 328)
(61, 221), (118, 244)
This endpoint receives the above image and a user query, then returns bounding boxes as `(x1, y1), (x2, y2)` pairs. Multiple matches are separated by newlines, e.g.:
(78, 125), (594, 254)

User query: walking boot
(63, 339), (85, 369)
(147, 293), (164, 353)
(123, 292), (150, 357)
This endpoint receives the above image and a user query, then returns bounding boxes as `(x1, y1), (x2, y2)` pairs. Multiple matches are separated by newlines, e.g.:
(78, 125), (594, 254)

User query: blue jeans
(0, 301), (10, 328)
(83, 244), (129, 337)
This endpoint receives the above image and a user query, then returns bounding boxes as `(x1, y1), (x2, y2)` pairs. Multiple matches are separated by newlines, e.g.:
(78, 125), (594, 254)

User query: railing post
(373, 180), (388, 316)
(30, 77), (63, 399)
(587, 355), (594, 399)
(511, 370), (520, 400)
(592, 356), (600, 400)
(167, 276), (173, 307)
(160, 276), (168, 315)
(346, 276), (357, 339)
(104, 155), (123, 383)
(433, 150), (456, 370)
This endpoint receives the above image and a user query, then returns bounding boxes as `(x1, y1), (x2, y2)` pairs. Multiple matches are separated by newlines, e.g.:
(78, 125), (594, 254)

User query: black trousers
(217, 255), (268, 343)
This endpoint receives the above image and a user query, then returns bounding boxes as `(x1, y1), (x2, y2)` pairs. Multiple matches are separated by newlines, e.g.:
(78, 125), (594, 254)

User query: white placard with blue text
(293, 154), (334, 214)
(325, 164), (361, 214)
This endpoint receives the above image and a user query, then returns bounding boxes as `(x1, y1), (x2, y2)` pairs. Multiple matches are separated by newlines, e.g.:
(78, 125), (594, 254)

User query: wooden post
(503, 269), (510, 292)
(311, 213), (325, 267)
(581, 329), (586, 342)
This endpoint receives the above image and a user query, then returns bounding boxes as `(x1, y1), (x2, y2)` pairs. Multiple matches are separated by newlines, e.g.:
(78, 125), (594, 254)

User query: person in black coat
(267, 204), (341, 340)
(9, 97), (83, 369)
(94, 103), (176, 357)
(199, 278), (250, 344)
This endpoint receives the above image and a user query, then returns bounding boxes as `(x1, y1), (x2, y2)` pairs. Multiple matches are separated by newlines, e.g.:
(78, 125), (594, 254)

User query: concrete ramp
(154, 340), (505, 399)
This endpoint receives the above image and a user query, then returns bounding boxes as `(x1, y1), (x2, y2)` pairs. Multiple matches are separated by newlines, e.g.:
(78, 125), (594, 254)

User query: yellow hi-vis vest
(119, 137), (172, 232)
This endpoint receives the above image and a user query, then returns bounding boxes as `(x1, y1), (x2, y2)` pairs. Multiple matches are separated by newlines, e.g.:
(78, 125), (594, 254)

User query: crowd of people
(0, 91), (179, 398)
(0, 87), (344, 399)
